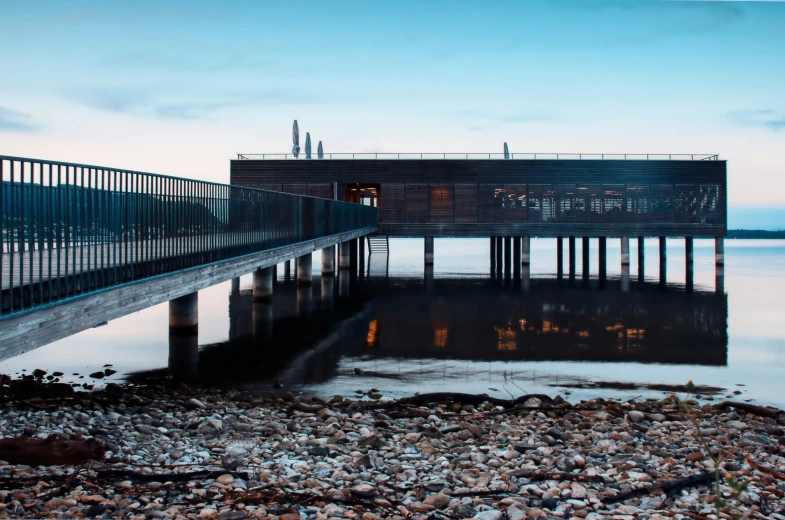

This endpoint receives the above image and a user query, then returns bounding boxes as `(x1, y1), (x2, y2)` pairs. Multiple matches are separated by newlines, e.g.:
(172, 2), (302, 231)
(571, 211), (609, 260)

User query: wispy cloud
(728, 109), (785, 131)
(65, 87), (314, 120)
(0, 106), (42, 132)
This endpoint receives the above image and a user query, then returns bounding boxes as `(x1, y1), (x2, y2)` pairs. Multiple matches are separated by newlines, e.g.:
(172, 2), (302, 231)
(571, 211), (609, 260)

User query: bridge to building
(0, 155), (377, 359)
(232, 152), (727, 283)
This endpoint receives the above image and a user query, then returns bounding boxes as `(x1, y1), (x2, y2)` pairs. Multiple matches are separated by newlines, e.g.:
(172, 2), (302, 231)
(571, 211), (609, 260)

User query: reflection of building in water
(128, 275), (728, 389)
(353, 278), (727, 365)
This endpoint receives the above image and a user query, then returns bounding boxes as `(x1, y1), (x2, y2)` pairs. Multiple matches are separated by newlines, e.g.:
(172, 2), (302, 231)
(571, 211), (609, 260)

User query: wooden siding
(231, 159), (727, 237)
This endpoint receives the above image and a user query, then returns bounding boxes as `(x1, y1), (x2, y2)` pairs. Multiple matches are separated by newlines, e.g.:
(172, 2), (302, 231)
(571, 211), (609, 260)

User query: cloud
(728, 110), (785, 131)
(65, 86), (316, 120)
(0, 106), (42, 132)
(66, 87), (150, 114)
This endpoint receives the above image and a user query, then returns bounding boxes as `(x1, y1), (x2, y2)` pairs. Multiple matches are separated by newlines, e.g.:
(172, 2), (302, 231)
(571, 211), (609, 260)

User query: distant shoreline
(727, 229), (785, 239)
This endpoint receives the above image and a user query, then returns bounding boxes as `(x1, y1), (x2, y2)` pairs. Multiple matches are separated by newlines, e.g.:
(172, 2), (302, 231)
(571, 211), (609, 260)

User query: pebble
(0, 375), (781, 519)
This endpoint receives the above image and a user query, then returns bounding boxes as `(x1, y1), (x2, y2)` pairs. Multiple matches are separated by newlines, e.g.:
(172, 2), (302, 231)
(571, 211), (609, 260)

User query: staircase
(367, 235), (389, 255)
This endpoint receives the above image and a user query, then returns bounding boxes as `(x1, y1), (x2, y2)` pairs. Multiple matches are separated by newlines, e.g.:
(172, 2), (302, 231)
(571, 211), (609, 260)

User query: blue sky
(1, 0), (784, 226)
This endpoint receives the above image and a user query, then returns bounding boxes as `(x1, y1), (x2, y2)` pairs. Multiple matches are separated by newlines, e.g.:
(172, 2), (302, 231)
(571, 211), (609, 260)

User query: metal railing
(236, 153), (720, 161)
(0, 155), (377, 316)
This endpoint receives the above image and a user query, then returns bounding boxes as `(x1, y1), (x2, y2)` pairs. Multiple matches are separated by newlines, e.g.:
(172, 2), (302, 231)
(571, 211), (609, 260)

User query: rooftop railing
(236, 153), (720, 161)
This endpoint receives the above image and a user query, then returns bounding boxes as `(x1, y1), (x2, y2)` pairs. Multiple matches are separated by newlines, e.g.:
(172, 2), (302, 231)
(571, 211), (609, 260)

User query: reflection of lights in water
(494, 326), (517, 351)
(366, 320), (378, 347)
(577, 330), (589, 338)
(433, 327), (449, 348)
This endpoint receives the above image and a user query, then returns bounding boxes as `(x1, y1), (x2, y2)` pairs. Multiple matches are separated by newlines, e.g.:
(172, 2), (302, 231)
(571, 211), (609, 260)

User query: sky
(0, 0), (783, 227)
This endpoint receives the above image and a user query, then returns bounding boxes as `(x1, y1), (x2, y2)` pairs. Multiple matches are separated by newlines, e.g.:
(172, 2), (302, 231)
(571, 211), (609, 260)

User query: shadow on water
(127, 262), (728, 393)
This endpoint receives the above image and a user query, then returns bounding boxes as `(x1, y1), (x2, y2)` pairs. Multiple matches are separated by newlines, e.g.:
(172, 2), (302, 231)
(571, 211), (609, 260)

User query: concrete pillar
(504, 236), (512, 276)
(169, 292), (198, 330)
(621, 265), (630, 293)
(339, 241), (351, 269)
(659, 237), (667, 288)
(521, 264), (531, 293)
(568, 236), (576, 279)
(620, 236), (630, 266)
(350, 238), (358, 277)
(685, 237), (694, 292)
(637, 237), (645, 283)
(297, 286), (313, 317)
(495, 236), (503, 277)
(359, 237), (366, 266)
(424, 265), (434, 292)
(296, 253), (313, 286)
(598, 237), (607, 283)
(490, 237), (497, 275)
(582, 237), (590, 278)
(231, 277), (240, 295)
(521, 236), (531, 265)
(716, 265), (724, 294)
(715, 237), (724, 266)
(284, 260), (291, 281)
(513, 236), (521, 278)
(637, 236), (645, 269)
(424, 236), (434, 265)
(168, 331), (198, 379)
(321, 275), (334, 310)
(252, 301), (274, 340)
(252, 267), (274, 301)
(556, 236), (564, 278)
(322, 246), (335, 275)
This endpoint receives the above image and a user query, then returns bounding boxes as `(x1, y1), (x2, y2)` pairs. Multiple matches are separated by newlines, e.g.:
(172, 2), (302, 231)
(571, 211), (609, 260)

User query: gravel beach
(1, 374), (784, 519)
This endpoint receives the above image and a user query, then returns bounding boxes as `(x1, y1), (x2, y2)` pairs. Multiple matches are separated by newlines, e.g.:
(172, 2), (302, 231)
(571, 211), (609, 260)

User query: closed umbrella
(292, 120), (300, 158)
(305, 132), (312, 159)
(317, 141), (324, 159)
(504, 142), (510, 159)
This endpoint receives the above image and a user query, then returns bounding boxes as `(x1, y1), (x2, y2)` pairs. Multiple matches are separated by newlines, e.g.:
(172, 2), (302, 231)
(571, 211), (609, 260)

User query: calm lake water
(3, 238), (785, 407)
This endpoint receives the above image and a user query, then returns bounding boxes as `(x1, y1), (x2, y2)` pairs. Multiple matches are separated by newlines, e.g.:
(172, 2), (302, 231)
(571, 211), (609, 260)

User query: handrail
(236, 153), (720, 161)
(0, 155), (377, 317)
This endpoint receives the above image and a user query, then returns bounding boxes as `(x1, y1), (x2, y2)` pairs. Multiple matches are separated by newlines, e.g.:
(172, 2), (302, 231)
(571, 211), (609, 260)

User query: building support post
(556, 236), (564, 278)
(496, 236), (503, 277)
(598, 237), (607, 286)
(582, 236), (590, 281)
(424, 236), (434, 265)
(296, 253), (313, 287)
(620, 236), (630, 267)
(490, 237), (496, 275)
(253, 266), (274, 301)
(715, 236), (724, 266)
(284, 260), (291, 281)
(637, 236), (645, 282)
(322, 246), (335, 275)
(685, 237), (694, 291)
(659, 237), (667, 287)
(231, 277), (240, 295)
(513, 236), (521, 278)
(504, 236), (512, 276)
(521, 236), (530, 265)
(568, 236), (576, 280)
(339, 241), (351, 270)
(169, 292), (198, 331)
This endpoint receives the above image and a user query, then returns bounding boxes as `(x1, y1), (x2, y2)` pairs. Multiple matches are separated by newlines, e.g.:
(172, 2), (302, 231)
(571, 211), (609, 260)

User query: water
(3, 238), (785, 407)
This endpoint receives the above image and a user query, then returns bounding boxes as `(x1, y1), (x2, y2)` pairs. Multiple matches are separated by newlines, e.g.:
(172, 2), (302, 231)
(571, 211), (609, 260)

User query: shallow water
(3, 238), (785, 407)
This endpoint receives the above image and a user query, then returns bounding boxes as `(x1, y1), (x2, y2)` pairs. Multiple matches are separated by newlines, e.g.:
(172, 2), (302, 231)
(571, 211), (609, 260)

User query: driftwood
(286, 402), (326, 414)
(603, 472), (714, 504)
(715, 401), (785, 420)
(96, 468), (250, 482)
(353, 393), (555, 412)
(746, 456), (785, 480)
(0, 435), (105, 466)
(508, 470), (609, 483)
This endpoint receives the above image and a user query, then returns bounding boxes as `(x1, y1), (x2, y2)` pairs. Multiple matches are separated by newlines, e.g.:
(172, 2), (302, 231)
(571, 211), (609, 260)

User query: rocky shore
(1, 375), (784, 519)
